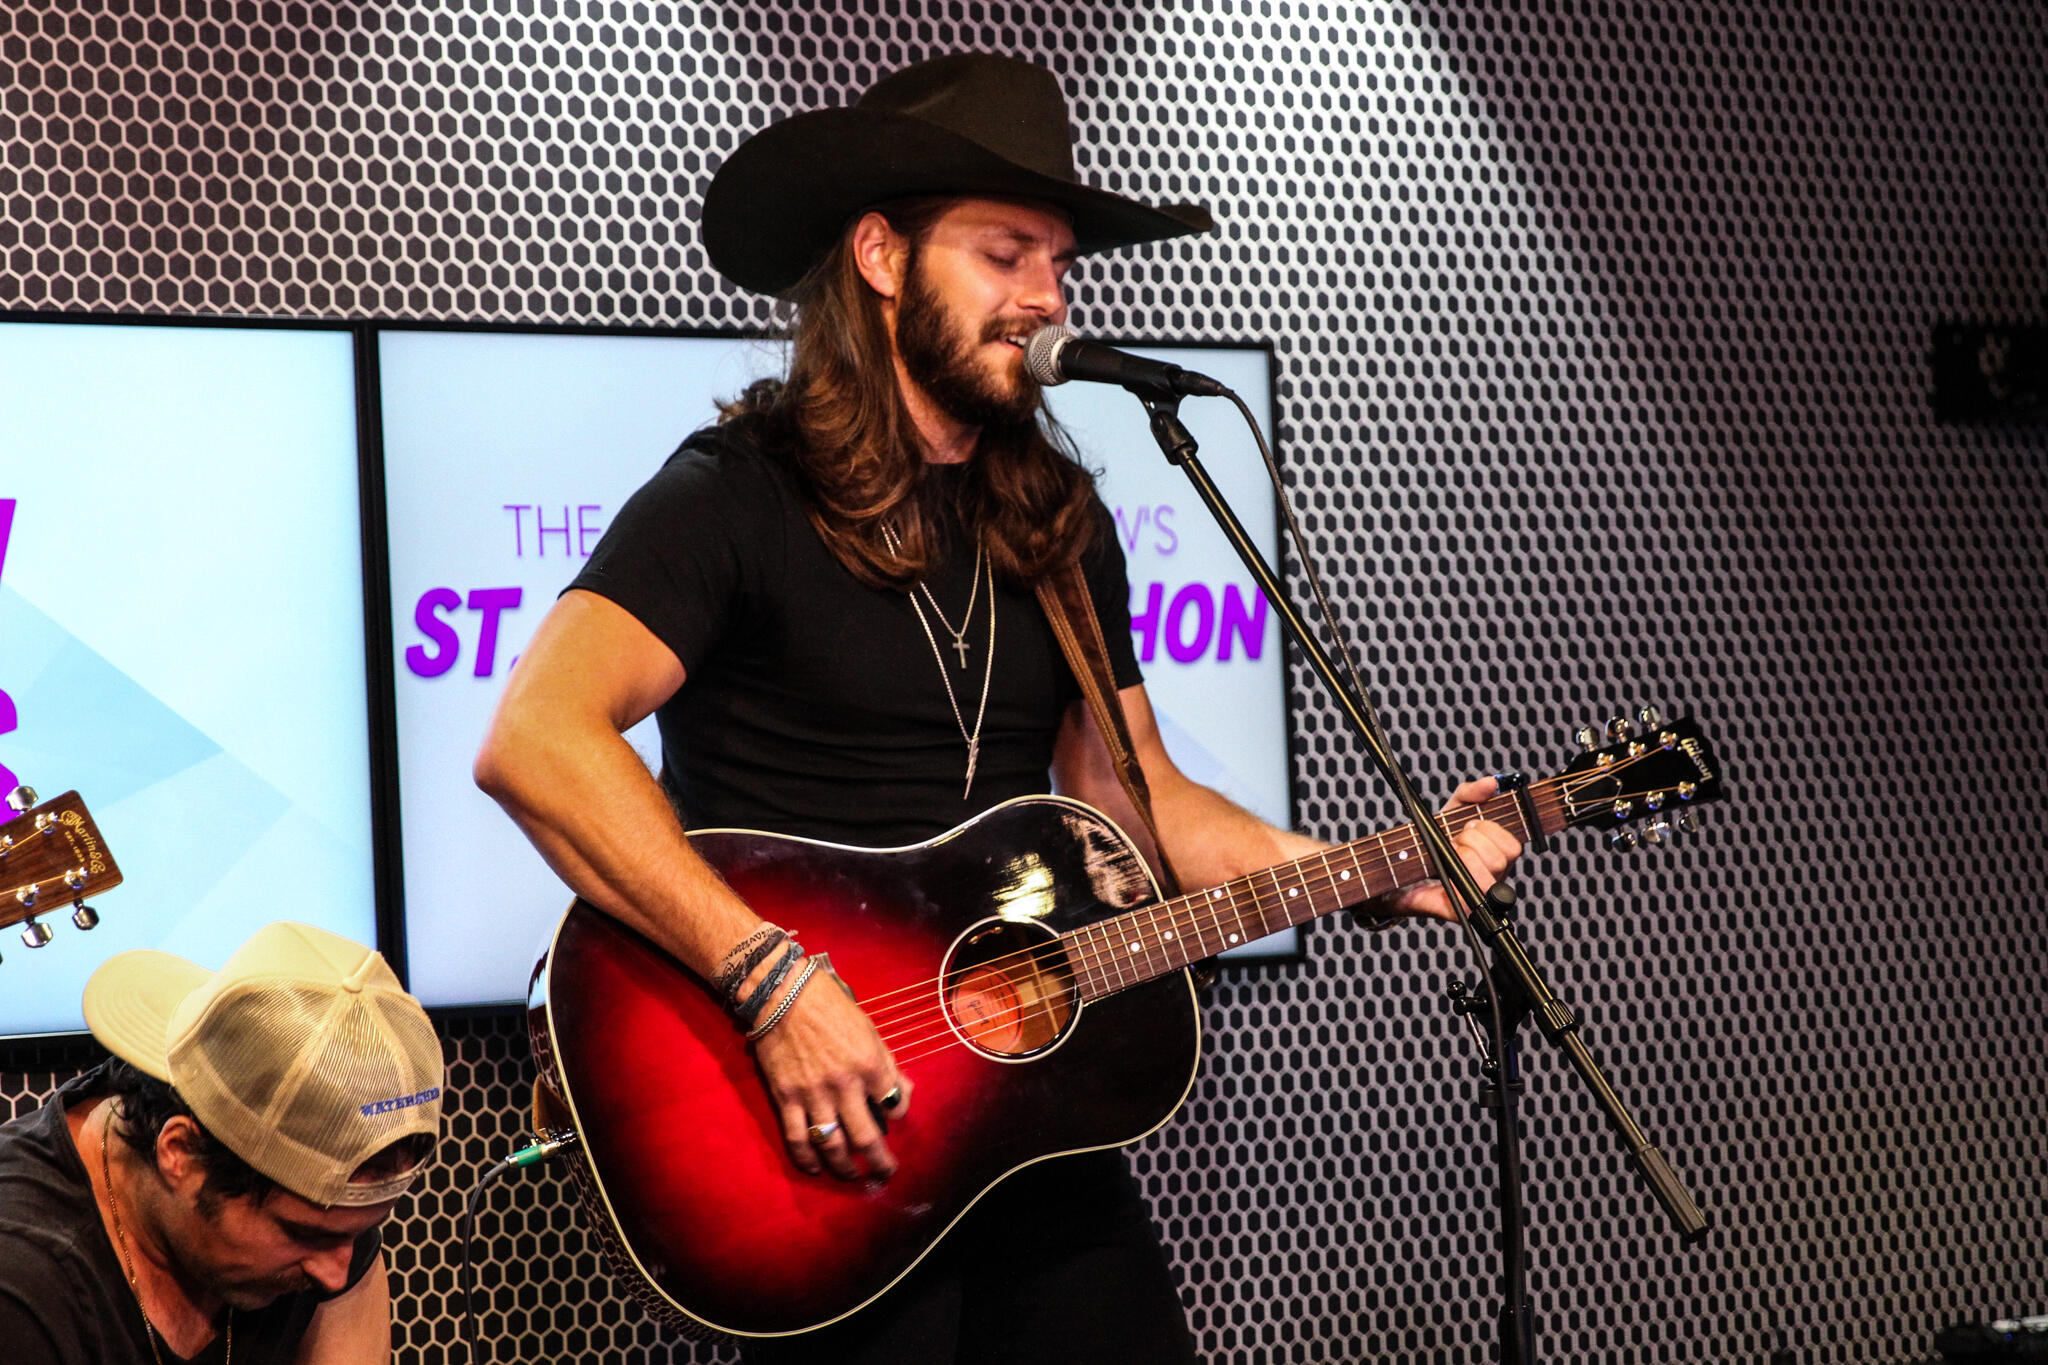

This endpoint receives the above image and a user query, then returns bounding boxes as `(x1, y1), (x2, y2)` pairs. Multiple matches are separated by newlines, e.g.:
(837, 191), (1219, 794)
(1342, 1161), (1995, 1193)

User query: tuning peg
(1642, 816), (1671, 847)
(72, 903), (99, 931)
(20, 919), (52, 949)
(1575, 726), (1600, 752)
(1637, 705), (1663, 728)
(1675, 810), (1701, 835)
(5, 786), (36, 813)
(1608, 829), (1637, 852)
(1607, 716), (1636, 741)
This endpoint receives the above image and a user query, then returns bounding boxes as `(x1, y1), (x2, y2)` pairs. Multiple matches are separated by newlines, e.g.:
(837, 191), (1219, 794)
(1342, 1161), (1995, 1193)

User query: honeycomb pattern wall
(5, 2), (2048, 1362)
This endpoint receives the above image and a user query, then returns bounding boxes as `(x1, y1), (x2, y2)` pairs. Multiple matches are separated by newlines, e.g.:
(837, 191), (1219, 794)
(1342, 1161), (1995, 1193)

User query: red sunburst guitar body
(529, 796), (1198, 1339)
(527, 719), (1723, 1339)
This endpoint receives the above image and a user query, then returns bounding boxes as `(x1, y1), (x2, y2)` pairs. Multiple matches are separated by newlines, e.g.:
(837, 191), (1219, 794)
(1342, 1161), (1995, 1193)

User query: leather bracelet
(714, 922), (782, 985)
(734, 940), (804, 1029)
(717, 928), (789, 1004)
(745, 957), (821, 1044)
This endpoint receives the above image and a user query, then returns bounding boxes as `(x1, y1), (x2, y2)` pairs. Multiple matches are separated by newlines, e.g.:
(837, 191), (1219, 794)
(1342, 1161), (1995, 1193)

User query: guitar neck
(1062, 785), (1565, 1002)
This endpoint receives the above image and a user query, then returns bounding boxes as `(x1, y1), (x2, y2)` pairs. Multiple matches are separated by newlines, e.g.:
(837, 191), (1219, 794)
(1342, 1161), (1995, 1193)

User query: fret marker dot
(1128, 942), (1140, 953)
(1211, 890), (1223, 900)
(1398, 850), (1410, 861)
(1164, 931), (1175, 940)
(1228, 933), (1240, 943)
(1288, 887), (1299, 897)
(1341, 870), (1351, 880)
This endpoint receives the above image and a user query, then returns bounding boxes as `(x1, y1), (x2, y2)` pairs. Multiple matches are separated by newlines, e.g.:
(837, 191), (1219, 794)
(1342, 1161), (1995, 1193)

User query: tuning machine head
(1675, 810), (1701, 835)
(72, 903), (99, 931)
(1637, 705), (1664, 728)
(5, 786), (36, 813)
(1608, 829), (1637, 853)
(20, 918), (52, 949)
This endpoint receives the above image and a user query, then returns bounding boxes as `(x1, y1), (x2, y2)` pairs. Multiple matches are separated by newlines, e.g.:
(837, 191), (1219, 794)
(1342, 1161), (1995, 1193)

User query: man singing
(477, 52), (1519, 1363)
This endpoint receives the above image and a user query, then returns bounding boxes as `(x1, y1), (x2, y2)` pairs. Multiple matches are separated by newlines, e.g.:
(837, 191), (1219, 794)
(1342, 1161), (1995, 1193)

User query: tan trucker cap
(83, 921), (442, 1208)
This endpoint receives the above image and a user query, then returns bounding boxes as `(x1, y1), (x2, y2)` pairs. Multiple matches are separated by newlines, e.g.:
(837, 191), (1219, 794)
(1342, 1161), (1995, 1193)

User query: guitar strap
(1035, 561), (1184, 899)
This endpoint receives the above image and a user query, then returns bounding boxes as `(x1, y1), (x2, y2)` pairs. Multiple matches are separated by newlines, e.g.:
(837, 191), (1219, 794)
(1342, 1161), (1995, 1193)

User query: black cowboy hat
(701, 52), (1215, 298)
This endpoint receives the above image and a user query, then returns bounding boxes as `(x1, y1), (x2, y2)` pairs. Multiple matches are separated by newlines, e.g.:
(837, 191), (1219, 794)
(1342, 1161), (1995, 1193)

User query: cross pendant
(962, 739), (979, 799)
(950, 635), (971, 668)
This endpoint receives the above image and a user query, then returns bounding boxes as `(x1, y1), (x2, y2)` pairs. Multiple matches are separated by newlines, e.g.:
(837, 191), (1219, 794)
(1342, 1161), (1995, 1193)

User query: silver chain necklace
(883, 525), (996, 798)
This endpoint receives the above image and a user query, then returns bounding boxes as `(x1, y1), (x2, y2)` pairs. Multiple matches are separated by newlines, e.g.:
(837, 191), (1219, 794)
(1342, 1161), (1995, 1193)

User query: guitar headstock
(1553, 709), (1726, 851)
(0, 786), (123, 954)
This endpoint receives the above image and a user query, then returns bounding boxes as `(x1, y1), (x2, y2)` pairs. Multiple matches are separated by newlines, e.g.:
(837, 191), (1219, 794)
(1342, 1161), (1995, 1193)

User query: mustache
(979, 317), (1044, 345)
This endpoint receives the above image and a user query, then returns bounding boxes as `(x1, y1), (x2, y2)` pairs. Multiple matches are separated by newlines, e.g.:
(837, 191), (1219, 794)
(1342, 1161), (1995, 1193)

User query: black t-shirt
(0, 1062), (382, 1365)
(571, 422), (1143, 846)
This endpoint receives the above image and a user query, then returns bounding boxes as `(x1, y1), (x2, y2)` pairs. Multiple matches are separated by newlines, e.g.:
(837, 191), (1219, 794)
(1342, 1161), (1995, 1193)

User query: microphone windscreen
(1024, 324), (1075, 387)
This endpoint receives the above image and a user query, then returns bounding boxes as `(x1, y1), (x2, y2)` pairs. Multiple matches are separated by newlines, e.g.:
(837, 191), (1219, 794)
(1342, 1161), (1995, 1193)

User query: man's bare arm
(473, 589), (909, 1179)
(1051, 682), (1520, 920)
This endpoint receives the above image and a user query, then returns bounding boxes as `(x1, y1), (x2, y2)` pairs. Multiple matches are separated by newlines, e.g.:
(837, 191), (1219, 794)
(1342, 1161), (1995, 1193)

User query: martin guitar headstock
(0, 785), (122, 961)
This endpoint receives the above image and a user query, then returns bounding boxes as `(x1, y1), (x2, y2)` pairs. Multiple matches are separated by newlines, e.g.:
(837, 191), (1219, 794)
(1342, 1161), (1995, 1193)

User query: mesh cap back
(86, 922), (442, 1208)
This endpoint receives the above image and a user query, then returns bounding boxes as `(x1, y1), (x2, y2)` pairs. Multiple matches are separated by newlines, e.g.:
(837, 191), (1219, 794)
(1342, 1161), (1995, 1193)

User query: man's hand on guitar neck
(734, 945), (913, 1182)
(1364, 775), (1524, 927)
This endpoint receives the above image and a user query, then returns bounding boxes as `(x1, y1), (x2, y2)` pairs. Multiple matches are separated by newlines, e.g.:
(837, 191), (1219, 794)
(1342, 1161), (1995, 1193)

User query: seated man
(0, 921), (444, 1364)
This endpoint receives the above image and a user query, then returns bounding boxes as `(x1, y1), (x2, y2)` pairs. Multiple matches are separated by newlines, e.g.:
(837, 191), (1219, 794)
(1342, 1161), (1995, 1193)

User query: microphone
(1024, 325), (1229, 398)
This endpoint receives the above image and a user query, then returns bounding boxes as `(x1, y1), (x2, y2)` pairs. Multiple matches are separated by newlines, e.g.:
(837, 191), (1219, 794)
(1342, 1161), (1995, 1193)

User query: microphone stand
(1132, 389), (1708, 1365)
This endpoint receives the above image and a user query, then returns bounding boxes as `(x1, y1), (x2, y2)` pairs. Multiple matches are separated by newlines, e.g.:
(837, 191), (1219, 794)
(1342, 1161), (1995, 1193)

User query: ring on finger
(806, 1121), (841, 1145)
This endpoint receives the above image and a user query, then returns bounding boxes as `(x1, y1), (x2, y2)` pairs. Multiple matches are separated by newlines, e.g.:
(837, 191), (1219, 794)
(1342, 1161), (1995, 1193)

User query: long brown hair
(719, 198), (1099, 589)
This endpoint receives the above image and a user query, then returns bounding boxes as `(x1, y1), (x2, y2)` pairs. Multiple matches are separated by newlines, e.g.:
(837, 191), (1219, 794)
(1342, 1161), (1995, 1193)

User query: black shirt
(571, 423), (1142, 846)
(0, 1063), (382, 1365)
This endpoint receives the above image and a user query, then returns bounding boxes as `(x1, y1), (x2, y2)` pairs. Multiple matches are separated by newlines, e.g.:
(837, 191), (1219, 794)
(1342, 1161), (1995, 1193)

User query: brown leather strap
(1036, 562), (1183, 897)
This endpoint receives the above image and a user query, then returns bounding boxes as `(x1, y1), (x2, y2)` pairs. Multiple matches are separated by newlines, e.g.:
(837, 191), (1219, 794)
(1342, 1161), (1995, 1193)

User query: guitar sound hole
(943, 920), (1077, 1059)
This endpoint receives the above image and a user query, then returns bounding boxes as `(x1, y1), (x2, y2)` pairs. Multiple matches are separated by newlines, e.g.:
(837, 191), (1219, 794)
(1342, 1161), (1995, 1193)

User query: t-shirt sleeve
(0, 1289), (66, 1364)
(327, 1224), (383, 1301)
(1080, 496), (1145, 690)
(567, 429), (782, 676)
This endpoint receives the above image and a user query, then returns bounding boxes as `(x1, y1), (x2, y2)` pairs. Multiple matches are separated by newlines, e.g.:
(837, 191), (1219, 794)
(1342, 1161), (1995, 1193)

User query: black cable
(460, 1132), (581, 1365)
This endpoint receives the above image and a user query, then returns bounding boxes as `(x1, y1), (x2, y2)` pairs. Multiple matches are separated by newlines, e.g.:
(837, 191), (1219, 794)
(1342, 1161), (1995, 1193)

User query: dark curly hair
(102, 1057), (432, 1211)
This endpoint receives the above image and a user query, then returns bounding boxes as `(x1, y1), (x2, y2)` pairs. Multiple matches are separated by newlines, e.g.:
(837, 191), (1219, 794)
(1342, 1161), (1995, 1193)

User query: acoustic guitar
(528, 715), (1724, 1338)
(0, 785), (121, 958)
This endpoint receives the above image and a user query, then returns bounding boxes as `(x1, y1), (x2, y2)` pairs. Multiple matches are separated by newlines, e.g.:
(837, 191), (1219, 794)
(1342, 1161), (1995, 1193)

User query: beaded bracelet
(734, 940), (805, 1030)
(745, 957), (822, 1044)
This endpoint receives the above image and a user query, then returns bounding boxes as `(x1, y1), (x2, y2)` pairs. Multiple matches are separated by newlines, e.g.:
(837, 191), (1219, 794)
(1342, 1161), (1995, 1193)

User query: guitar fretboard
(1059, 787), (1563, 1002)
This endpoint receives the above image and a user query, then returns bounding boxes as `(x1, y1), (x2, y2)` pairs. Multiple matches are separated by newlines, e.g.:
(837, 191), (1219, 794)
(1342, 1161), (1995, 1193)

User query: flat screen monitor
(0, 318), (376, 1037)
(379, 328), (1295, 1010)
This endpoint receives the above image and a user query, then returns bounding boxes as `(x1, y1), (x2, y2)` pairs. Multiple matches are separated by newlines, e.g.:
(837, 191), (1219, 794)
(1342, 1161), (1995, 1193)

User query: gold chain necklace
(100, 1108), (231, 1365)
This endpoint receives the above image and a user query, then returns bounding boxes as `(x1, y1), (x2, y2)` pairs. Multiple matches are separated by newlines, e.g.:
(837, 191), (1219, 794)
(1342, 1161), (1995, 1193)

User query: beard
(895, 252), (1043, 431)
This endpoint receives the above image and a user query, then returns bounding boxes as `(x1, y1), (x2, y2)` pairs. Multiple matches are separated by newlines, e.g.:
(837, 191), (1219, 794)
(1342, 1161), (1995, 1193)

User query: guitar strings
(853, 792), (1518, 1037)
(852, 751), (1668, 1042)
(876, 774), (1695, 1071)
(857, 760), (1689, 1065)
(852, 748), (1645, 1032)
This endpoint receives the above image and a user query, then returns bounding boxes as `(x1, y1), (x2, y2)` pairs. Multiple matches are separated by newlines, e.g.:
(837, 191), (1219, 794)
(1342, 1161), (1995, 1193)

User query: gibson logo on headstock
(1679, 737), (1715, 784)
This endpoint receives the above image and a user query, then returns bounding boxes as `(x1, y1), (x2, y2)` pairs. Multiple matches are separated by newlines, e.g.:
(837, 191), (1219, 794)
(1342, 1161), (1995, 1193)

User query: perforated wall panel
(4, 2), (2046, 1362)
